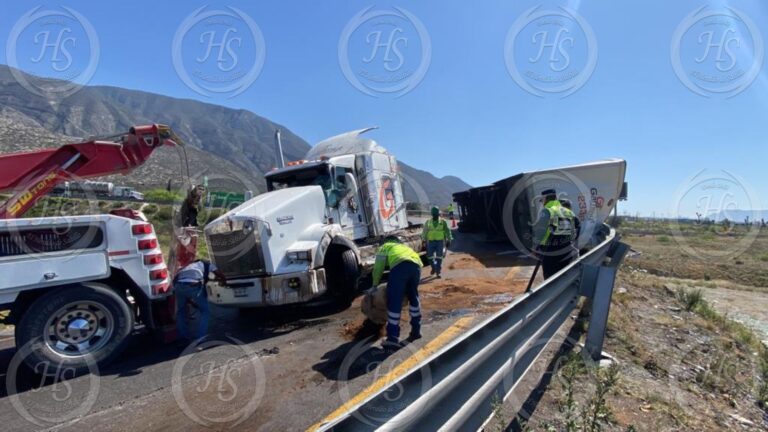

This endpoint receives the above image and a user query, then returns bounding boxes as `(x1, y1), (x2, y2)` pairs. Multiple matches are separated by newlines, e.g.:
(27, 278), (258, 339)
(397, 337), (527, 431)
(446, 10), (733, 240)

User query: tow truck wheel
(15, 283), (133, 374)
(327, 249), (360, 306)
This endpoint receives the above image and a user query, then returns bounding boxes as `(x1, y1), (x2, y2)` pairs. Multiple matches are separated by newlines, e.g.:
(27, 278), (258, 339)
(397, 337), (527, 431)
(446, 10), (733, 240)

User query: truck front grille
(207, 229), (267, 279)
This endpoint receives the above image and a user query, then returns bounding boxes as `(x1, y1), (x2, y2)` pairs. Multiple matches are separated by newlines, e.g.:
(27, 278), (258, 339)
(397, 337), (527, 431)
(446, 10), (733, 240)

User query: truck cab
(205, 128), (419, 308)
(266, 158), (369, 241)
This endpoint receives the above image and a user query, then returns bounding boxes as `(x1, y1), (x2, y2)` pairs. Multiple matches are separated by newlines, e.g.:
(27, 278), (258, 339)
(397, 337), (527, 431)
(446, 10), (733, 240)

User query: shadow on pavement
(0, 295), (353, 398)
(312, 319), (396, 382)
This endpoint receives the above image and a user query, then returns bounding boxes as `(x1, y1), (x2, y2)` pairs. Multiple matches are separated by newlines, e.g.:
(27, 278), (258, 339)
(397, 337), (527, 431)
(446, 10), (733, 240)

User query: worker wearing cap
(372, 237), (423, 344)
(447, 203), (455, 219)
(532, 189), (577, 279)
(422, 206), (452, 278)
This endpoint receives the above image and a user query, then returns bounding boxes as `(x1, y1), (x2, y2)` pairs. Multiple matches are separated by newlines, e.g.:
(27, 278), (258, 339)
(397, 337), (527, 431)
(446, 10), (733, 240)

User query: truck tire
(328, 249), (360, 306)
(15, 283), (134, 374)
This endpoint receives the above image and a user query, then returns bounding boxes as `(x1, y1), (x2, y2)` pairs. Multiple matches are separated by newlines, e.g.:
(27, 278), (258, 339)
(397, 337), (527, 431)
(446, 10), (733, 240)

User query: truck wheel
(15, 283), (133, 374)
(328, 249), (360, 306)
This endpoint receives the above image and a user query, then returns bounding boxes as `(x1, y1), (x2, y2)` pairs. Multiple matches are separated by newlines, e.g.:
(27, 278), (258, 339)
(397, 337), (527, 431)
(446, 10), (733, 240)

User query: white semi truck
(205, 128), (424, 307)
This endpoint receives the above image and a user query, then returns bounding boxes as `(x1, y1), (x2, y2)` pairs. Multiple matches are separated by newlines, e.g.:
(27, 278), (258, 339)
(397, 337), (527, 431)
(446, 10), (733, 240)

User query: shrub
(142, 204), (159, 215)
(656, 235), (670, 244)
(676, 287), (703, 312)
(144, 188), (182, 203)
(153, 206), (174, 223)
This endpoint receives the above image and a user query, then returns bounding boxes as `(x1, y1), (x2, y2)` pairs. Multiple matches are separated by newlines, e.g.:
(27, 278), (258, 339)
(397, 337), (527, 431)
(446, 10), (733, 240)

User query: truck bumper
(208, 268), (327, 307)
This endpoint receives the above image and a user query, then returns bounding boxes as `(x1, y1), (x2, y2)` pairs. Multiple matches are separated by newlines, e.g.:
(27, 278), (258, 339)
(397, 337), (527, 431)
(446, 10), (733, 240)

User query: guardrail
(318, 224), (629, 431)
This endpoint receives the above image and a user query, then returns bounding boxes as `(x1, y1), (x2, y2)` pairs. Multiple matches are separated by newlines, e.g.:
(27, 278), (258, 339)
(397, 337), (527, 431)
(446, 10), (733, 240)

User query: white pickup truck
(205, 128), (423, 307)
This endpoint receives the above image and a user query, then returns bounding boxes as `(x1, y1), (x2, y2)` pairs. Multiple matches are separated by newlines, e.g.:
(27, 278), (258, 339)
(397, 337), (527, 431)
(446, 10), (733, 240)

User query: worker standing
(559, 199), (581, 244)
(422, 206), (453, 278)
(371, 236), (423, 345)
(179, 185), (205, 227)
(532, 190), (577, 279)
(174, 259), (222, 340)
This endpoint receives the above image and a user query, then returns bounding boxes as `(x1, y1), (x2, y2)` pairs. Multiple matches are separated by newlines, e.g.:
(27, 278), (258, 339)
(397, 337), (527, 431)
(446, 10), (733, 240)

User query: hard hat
(384, 235), (402, 243)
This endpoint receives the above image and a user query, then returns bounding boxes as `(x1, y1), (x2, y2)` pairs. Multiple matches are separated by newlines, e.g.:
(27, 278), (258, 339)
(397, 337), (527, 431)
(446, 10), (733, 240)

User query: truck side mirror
(344, 172), (358, 199)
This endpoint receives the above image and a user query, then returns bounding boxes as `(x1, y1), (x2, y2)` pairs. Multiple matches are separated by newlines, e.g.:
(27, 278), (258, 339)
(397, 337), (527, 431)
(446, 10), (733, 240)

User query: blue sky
(1, 0), (766, 217)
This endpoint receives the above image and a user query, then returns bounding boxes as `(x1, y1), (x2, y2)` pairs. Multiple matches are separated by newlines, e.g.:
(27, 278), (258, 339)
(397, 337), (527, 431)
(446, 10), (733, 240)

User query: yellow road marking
(307, 316), (475, 431)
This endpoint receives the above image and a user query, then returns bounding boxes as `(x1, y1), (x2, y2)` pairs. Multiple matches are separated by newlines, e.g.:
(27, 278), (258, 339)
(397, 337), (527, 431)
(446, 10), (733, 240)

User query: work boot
(382, 339), (401, 355)
(406, 332), (422, 342)
(436, 272), (442, 279)
(430, 267), (436, 275)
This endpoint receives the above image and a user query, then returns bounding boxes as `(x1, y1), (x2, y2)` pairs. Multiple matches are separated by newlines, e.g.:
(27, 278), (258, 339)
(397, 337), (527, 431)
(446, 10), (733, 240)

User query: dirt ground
(620, 222), (768, 288)
(514, 269), (768, 432)
(340, 235), (535, 340)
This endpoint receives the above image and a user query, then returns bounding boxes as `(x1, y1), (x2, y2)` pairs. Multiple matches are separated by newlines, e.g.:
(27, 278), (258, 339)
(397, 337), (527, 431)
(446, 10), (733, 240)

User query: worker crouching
(174, 259), (223, 341)
(372, 236), (423, 345)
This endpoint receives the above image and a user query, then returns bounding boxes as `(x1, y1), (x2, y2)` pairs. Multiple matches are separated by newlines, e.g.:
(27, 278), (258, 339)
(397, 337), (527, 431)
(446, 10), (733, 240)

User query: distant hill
(0, 64), (470, 205)
(708, 209), (768, 223)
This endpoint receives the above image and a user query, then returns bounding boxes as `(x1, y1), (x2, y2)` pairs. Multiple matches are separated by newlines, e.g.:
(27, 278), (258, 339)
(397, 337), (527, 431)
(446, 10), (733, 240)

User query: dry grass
(523, 267), (768, 431)
(620, 220), (768, 288)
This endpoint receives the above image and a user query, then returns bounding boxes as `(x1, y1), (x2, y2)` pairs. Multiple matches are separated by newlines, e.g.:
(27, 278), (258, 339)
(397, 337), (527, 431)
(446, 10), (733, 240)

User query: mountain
(708, 209), (768, 223)
(0, 65), (470, 204)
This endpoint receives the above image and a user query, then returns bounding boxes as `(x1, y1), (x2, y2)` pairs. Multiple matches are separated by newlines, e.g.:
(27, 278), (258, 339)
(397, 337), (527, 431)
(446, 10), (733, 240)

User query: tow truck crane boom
(0, 124), (181, 218)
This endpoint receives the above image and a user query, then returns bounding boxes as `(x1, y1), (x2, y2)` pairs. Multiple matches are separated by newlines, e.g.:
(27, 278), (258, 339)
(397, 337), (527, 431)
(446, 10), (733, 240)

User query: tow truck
(0, 125), (180, 372)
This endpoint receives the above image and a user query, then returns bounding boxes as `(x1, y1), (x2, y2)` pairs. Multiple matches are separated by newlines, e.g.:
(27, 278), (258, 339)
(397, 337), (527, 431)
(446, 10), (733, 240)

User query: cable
(174, 144), (192, 191)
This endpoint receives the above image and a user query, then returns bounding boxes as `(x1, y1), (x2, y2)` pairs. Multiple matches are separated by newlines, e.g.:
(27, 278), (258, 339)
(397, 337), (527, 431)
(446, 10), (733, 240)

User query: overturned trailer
(453, 159), (627, 251)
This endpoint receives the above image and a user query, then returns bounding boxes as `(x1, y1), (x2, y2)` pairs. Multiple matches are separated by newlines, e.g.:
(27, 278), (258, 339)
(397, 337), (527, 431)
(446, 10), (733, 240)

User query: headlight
(287, 249), (312, 261)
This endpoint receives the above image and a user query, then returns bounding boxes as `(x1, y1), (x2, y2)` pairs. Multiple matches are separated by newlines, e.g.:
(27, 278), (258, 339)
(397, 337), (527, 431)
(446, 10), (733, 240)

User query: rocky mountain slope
(0, 65), (470, 204)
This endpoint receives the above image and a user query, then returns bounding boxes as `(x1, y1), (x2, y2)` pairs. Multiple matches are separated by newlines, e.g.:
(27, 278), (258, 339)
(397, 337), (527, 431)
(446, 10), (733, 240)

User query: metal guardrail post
(582, 241), (629, 362)
(317, 226), (627, 431)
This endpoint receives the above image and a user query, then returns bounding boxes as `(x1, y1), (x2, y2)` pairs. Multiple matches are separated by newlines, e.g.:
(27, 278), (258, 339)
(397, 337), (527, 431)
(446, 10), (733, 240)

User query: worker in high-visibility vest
(559, 199), (581, 245)
(532, 189), (577, 279)
(422, 206), (453, 278)
(372, 236), (423, 344)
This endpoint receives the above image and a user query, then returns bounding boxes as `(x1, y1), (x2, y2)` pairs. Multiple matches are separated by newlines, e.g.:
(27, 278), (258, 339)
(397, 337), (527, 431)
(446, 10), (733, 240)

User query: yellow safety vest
(540, 202), (574, 245)
(423, 219), (452, 241)
(372, 242), (422, 286)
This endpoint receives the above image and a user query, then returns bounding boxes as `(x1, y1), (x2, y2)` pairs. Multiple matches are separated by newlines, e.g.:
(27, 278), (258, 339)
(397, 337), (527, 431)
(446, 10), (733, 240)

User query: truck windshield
(267, 164), (340, 206)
